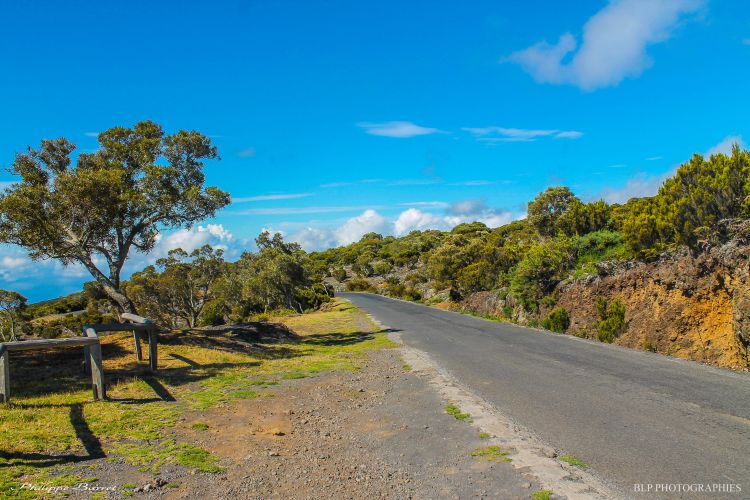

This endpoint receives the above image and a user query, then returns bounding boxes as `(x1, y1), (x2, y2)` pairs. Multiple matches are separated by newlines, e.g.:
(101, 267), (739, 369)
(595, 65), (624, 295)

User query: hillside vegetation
(307, 146), (750, 369)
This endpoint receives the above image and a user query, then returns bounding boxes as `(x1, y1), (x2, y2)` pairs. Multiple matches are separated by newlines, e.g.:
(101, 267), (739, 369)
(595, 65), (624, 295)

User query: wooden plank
(148, 328), (158, 371)
(83, 345), (91, 374)
(121, 313), (153, 325)
(2, 337), (99, 352)
(0, 347), (9, 403)
(87, 323), (153, 333)
(85, 328), (106, 400)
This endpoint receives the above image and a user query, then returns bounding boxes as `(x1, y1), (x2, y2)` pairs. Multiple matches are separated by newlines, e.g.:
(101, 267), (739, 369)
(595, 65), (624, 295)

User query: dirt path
(161, 348), (541, 499)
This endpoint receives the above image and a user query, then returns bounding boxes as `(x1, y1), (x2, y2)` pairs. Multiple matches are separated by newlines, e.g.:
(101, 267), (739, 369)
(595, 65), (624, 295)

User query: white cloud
(705, 135), (744, 157)
(233, 193), (312, 202)
(287, 201), (517, 251)
(394, 209), (447, 235)
(84, 132), (99, 137)
(743, 38), (750, 46)
(334, 209), (390, 245)
(646, 156), (663, 161)
(463, 126), (583, 142)
(507, 0), (704, 91)
(599, 171), (673, 204)
(0, 181), (13, 191)
(357, 121), (444, 138)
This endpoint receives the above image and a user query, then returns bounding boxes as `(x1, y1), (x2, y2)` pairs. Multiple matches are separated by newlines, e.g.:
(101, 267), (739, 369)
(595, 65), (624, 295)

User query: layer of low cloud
(0, 224), (238, 302)
(463, 127), (582, 142)
(506, 0), (704, 91)
(286, 200), (516, 251)
(357, 121), (444, 138)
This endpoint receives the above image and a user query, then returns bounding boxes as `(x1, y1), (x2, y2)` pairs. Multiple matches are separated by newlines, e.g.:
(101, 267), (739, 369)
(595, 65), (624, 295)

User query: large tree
(0, 121), (230, 313)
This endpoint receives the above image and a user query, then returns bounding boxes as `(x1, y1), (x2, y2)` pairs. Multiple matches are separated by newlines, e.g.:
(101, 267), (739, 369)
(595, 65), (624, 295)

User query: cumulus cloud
(334, 210), (390, 245)
(357, 121), (444, 138)
(287, 201), (517, 251)
(705, 135), (744, 157)
(506, 0), (704, 91)
(463, 126), (582, 142)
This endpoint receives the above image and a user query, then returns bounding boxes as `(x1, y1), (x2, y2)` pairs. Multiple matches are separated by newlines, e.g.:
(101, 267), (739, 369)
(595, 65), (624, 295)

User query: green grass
(531, 490), (553, 500)
(560, 454), (587, 469)
(445, 404), (471, 422)
(470, 445), (512, 462)
(479, 432), (490, 439)
(191, 422), (209, 431)
(0, 298), (394, 496)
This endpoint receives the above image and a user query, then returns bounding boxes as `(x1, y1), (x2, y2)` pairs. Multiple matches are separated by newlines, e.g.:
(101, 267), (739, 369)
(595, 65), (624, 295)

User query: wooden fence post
(85, 328), (106, 400)
(148, 328), (158, 371)
(133, 331), (143, 361)
(0, 346), (9, 403)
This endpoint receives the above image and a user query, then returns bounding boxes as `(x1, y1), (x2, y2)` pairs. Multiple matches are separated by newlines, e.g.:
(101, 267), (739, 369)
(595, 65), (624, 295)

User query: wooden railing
(0, 314), (159, 404)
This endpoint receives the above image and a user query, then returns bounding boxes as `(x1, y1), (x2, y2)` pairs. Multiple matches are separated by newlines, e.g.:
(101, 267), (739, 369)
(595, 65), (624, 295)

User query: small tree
(0, 121), (230, 313)
(527, 186), (579, 236)
(0, 290), (27, 341)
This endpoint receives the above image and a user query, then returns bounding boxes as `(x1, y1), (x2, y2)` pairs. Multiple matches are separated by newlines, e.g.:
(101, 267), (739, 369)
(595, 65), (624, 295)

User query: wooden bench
(0, 328), (105, 403)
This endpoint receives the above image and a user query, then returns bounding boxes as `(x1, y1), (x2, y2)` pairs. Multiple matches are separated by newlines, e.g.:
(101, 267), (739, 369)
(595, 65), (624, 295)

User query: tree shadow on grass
(301, 328), (400, 347)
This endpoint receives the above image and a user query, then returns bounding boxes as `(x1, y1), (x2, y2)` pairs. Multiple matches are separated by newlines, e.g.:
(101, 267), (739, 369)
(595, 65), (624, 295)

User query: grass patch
(470, 445), (511, 462)
(531, 490), (553, 500)
(445, 404), (471, 422)
(402, 363), (412, 371)
(479, 432), (490, 439)
(560, 454), (587, 469)
(191, 422), (209, 431)
(0, 298), (392, 493)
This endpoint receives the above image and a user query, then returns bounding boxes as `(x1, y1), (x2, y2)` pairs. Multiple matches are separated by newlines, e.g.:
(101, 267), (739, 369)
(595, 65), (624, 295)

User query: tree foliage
(0, 121), (230, 313)
(0, 290), (27, 341)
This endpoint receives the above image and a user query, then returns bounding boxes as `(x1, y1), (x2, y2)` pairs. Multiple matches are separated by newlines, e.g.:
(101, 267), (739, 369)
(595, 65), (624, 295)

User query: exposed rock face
(461, 242), (750, 370)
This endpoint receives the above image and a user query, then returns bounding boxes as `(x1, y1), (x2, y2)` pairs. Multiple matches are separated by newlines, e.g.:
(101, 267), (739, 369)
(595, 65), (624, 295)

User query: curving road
(341, 292), (750, 497)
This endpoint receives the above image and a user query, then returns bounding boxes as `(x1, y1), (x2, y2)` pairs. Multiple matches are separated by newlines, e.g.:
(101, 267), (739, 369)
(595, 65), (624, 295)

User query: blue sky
(1, 0), (748, 302)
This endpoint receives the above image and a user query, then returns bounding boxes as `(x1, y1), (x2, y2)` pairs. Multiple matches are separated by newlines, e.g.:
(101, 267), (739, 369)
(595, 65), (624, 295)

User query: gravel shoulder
(164, 347), (541, 499)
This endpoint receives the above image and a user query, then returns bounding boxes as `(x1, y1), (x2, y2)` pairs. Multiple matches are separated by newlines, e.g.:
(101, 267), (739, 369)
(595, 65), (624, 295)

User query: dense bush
(542, 307), (570, 333)
(345, 278), (375, 292)
(595, 297), (626, 343)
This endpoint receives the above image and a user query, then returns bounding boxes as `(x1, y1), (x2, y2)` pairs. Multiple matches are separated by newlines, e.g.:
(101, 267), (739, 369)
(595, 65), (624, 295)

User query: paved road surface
(342, 293), (750, 497)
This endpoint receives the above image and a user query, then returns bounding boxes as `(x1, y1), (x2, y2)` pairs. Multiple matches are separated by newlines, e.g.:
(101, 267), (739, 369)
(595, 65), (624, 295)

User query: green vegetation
(560, 454), (587, 469)
(595, 297), (627, 343)
(542, 307), (570, 333)
(470, 445), (512, 462)
(0, 121), (229, 314)
(0, 299), (394, 495)
(445, 404), (471, 421)
(531, 490), (553, 500)
(478, 432), (490, 439)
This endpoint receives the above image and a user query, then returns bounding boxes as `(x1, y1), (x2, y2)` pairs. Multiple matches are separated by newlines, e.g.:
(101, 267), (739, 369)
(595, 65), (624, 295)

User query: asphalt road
(341, 292), (750, 497)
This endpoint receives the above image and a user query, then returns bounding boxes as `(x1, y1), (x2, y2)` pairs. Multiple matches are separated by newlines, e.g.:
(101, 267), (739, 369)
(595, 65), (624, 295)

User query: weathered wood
(83, 345), (91, 374)
(85, 328), (106, 400)
(87, 322), (153, 333)
(148, 329), (158, 371)
(3, 337), (99, 352)
(121, 313), (153, 325)
(133, 331), (143, 361)
(0, 346), (9, 403)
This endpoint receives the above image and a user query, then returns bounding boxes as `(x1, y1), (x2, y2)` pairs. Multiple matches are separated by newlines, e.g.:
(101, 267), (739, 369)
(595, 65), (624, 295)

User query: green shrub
(331, 267), (347, 281)
(345, 278), (375, 292)
(371, 260), (392, 275)
(542, 307), (570, 333)
(595, 297), (626, 343)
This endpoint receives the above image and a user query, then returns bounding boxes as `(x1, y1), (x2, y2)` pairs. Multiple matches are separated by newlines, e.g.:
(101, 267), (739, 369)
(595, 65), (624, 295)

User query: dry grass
(0, 298), (394, 496)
